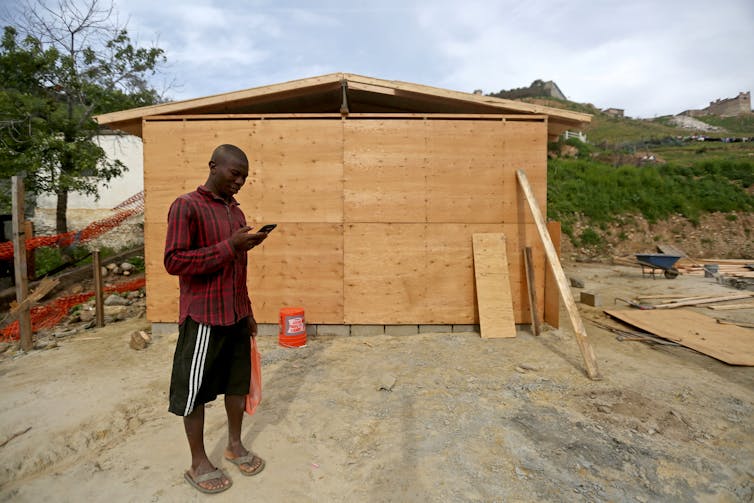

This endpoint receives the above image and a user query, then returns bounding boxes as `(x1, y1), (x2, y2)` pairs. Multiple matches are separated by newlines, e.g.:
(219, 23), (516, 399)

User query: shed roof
(94, 72), (590, 139)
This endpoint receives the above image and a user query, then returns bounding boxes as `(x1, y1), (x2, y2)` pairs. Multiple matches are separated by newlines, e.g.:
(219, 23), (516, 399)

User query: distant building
(682, 91), (751, 117)
(603, 108), (624, 118)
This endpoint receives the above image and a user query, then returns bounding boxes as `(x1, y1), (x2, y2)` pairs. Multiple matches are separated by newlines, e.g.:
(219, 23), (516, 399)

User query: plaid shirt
(164, 185), (252, 326)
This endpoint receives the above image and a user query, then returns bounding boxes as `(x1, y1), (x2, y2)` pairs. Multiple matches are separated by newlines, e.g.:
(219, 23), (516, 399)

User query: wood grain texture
(544, 221), (561, 328)
(472, 233), (516, 339)
(605, 309), (754, 366)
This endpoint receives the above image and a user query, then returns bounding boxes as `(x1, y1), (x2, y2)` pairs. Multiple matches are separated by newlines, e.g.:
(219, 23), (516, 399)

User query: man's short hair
(211, 144), (248, 166)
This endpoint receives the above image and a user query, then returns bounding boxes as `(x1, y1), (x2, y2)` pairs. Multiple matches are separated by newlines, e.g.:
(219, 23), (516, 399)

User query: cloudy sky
(4, 0), (754, 118)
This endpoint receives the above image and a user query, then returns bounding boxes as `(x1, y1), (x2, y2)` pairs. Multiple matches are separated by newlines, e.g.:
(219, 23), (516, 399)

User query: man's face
(209, 157), (249, 199)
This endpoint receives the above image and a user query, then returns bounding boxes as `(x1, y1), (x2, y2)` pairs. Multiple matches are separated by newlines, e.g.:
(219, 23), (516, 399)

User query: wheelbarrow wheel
(664, 268), (679, 279)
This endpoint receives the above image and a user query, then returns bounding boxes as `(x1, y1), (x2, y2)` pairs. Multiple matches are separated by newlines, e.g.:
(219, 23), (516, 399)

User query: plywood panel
(425, 223), (505, 323)
(344, 223), (427, 323)
(344, 120), (426, 223)
(248, 120), (344, 223)
(472, 233), (516, 338)
(249, 223), (344, 323)
(426, 120), (506, 223)
(504, 120), (547, 224)
(604, 309), (754, 365)
(144, 221), (179, 322)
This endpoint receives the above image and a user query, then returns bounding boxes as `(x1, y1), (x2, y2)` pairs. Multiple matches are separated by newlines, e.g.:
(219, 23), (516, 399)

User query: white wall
(35, 134), (143, 211)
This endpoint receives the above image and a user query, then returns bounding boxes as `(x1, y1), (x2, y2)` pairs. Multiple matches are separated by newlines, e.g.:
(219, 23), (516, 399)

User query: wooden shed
(95, 73), (590, 327)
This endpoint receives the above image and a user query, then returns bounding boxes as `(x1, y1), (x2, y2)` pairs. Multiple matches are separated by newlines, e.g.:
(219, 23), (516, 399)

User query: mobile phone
(257, 224), (277, 233)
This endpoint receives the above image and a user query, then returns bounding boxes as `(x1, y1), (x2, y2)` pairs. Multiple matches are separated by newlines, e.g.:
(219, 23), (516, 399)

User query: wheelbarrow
(635, 253), (681, 279)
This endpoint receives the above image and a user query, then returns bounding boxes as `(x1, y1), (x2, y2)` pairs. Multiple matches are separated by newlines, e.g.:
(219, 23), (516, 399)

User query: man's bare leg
(224, 394), (264, 474)
(184, 404), (231, 491)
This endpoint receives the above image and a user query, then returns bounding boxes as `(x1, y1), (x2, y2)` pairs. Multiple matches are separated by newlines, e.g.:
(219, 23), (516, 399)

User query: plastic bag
(244, 337), (262, 415)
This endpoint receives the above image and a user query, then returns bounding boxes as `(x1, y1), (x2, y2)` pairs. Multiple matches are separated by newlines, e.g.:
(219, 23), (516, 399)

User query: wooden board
(344, 120), (427, 223)
(604, 309), (754, 366)
(344, 223), (427, 324)
(472, 233), (516, 338)
(544, 221), (561, 328)
(249, 223), (344, 323)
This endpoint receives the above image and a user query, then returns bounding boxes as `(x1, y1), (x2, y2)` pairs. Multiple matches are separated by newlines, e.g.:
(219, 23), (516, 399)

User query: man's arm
(164, 197), (236, 276)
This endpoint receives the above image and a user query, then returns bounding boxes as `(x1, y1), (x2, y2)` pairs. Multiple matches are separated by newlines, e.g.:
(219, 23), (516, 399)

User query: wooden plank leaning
(516, 170), (601, 380)
(523, 246), (541, 335)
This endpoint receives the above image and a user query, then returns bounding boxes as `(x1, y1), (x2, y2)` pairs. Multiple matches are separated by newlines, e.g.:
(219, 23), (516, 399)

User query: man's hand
(230, 226), (268, 252)
(248, 316), (258, 338)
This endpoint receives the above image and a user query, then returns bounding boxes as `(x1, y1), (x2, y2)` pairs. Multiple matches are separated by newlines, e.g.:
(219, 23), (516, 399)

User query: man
(164, 144), (268, 494)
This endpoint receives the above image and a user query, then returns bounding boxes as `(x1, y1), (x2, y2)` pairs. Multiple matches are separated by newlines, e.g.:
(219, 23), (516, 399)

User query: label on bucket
(285, 315), (305, 335)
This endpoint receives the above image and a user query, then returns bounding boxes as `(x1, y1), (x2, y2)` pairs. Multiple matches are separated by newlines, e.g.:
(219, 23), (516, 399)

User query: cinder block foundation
(350, 325), (385, 336)
(385, 325), (419, 336)
(419, 325), (453, 333)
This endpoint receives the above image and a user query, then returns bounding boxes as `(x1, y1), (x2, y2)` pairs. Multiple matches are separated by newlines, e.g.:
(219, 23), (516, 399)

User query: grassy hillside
(537, 97), (754, 252)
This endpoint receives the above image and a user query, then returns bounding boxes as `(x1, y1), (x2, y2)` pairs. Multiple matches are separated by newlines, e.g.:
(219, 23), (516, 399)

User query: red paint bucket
(279, 307), (306, 347)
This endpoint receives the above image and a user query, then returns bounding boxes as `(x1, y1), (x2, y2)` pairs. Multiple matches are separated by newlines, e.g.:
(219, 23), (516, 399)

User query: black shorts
(168, 316), (251, 416)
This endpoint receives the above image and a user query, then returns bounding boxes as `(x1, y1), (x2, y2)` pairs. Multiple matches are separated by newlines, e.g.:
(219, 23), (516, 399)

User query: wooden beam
(11, 176), (32, 351)
(516, 170), (600, 379)
(544, 221), (560, 328)
(93, 250), (105, 328)
(5, 277), (59, 323)
(523, 247), (541, 335)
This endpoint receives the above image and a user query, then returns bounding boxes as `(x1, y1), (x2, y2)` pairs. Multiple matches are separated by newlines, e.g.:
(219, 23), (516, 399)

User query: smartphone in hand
(257, 224), (277, 233)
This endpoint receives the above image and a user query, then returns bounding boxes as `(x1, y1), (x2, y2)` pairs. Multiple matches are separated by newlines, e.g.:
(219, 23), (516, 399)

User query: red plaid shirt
(164, 185), (252, 326)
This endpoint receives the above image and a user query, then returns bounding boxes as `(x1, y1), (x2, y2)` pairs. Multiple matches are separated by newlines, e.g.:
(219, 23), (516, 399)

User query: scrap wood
(2, 277), (59, 325)
(590, 319), (680, 346)
(716, 319), (754, 329)
(707, 302), (754, 311)
(604, 308), (754, 365)
(653, 292), (754, 309)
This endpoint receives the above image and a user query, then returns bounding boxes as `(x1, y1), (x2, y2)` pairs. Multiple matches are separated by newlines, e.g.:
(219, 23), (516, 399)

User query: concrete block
(385, 325), (418, 336)
(580, 291), (601, 307)
(317, 324), (351, 336)
(419, 324), (452, 334)
(256, 323), (278, 337)
(151, 322), (178, 336)
(306, 324), (317, 337)
(453, 324), (480, 333)
(350, 325), (385, 336)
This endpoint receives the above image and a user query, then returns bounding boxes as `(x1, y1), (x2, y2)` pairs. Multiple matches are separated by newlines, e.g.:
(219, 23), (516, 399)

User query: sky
(3, 0), (754, 118)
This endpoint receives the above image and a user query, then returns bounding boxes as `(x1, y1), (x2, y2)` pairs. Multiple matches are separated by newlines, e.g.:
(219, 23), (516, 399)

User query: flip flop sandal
(184, 468), (232, 494)
(225, 453), (266, 476)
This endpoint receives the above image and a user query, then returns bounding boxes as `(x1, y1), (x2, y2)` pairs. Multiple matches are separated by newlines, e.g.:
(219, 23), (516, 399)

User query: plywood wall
(143, 116), (547, 324)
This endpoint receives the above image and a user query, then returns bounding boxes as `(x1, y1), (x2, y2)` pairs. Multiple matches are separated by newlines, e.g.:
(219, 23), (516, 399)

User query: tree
(0, 0), (165, 232)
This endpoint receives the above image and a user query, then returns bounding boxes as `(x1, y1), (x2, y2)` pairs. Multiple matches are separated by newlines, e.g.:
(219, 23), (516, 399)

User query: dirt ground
(1, 261), (753, 502)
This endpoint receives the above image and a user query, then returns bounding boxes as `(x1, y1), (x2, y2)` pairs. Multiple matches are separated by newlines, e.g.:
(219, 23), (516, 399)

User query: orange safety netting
(1, 277), (146, 342)
(0, 191), (144, 261)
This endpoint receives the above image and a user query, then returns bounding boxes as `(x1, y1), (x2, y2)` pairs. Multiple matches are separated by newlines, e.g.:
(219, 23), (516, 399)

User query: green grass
(547, 158), (754, 239)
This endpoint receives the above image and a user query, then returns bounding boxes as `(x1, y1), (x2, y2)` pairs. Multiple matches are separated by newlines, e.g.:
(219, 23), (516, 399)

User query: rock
(129, 330), (152, 350)
(79, 309), (95, 322)
(120, 262), (135, 271)
(106, 263), (118, 271)
(122, 270), (131, 276)
(570, 277), (585, 288)
(104, 305), (128, 320)
(104, 294), (128, 306)
(377, 374), (396, 391)
(0, 342), (11, 354)
(71, 284), (83, 294)
(101, 266), (109, 277)
(129, 331), (148, 350)
(126, 291), (140, 300)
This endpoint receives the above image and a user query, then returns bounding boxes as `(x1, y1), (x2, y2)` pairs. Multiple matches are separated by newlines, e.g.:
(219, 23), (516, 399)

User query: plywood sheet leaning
(604, 309), (754, 366)
(472, 233), (516, 338)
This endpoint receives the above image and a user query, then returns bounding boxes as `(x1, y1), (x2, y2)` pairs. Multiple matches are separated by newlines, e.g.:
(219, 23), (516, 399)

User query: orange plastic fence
(0, 191), (144, 261)
(1, 277), (146, 342)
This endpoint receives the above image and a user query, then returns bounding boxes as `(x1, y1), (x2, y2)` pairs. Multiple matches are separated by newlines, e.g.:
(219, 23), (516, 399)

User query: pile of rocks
(71, 290), (146, 325)
(102, 261), (138, 278)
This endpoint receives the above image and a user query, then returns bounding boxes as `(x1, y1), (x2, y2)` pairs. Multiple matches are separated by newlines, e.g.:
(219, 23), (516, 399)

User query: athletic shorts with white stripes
(168, 316), (251, 416)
